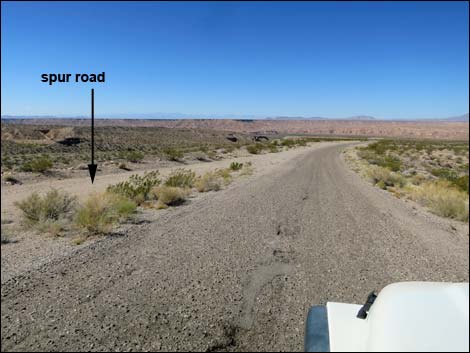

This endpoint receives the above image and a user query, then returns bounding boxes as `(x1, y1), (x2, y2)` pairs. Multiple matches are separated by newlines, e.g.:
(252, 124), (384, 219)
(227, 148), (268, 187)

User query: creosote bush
(164, 148), (184, 161)
(164, 169), (196, 188)
(15, 189), (77, 225)
(247, 144), (263, 154)
(124, 150), (145, 163)
(21, 156), (54, 173)
(107, 171), (161, 204)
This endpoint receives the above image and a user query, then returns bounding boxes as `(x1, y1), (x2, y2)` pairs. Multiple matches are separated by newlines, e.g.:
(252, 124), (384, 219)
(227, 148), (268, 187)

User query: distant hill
(266, 116), (326, 120)
(346, 115), (377, 121)
(444, 113), (469, 122)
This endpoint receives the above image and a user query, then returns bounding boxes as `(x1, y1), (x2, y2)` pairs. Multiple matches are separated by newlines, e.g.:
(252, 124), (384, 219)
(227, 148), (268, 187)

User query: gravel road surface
(1, 142), (468, 351)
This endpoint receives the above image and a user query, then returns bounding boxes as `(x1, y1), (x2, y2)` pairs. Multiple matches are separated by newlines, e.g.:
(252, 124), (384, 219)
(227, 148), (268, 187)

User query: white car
(305, 282), (469, 352)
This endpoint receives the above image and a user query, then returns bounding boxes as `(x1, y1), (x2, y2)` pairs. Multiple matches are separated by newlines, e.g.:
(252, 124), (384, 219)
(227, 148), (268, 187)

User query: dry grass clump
(409, 181), (469, 222)
(151, 186), (190, 209)
(74, 193), (136, 234)
(195, 172), (223, 192)
(118, 162), (131, 171)
(240, 162), (254, 176)
(164, 169), (196, 188)
(215, 168), (233, 185)
(1, 229), (11, 244)
(366, 165), (407, 189)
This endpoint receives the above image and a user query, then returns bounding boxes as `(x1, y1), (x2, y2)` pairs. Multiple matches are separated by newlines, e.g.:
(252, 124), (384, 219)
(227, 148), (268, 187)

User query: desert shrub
(4, 175), (21, 185)
(195, 172), (222, 192)
(15, 190), (76, 225)
(230, 162), (243, 171)
(431, 169), (468, 193)
(124, 150), (144, 163)
(21, 156), (53, 173)
(358, 149), (402, 171)
(216, 168), (231, 179)
(193, 151), (208, 161)
(453, 175), (469, 194)
(431, 168), (458, 181)
(75, 193), (136, 234)
(247, 144), (263, 154)
(224, 145), (235, 153)
(152, 186), (189, 209)
(281, 139), (296, 148)
(164, 148), (184, 161)
(207, 150), (217, 159)
(164, 169), (196, 188)
(268, 143), (280, 153)
(1, 229), (10, 244)
(41, 189), (77, 221)
(366, 166), (407, 188)
(35, 220), (65, 237)
(378, 156), (402, 172)
(107, 171), (161, 204)
(410, 181), (469, 222)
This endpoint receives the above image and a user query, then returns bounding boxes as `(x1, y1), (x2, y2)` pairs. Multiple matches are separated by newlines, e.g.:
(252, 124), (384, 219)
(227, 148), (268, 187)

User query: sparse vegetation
(164, 169), (196, 188)
(1, 124), (255, 174)
(349, 139), (469, 222)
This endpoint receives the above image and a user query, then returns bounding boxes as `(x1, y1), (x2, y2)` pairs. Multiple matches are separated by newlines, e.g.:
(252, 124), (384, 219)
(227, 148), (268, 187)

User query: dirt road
(1, 142), (468, 351)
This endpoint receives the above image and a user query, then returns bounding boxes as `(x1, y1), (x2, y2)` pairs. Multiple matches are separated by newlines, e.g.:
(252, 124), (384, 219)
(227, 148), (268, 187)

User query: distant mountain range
(442, 113), (469, 122)
(1, 113), (468, 121)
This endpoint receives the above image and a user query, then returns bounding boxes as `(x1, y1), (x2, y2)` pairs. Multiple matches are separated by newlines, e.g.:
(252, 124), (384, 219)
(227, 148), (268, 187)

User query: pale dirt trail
(1, 142), (468, 352)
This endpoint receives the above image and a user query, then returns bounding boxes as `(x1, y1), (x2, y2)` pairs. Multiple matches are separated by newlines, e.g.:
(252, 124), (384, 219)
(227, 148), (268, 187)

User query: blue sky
(1, 1), (468, 119)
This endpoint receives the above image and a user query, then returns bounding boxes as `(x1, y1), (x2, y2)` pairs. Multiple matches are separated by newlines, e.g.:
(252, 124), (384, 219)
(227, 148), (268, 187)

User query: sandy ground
(1, 141), (468, 351)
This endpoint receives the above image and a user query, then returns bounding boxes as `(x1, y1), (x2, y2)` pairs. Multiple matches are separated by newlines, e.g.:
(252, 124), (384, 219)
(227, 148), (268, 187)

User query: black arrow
(88, 88), (97, 183)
